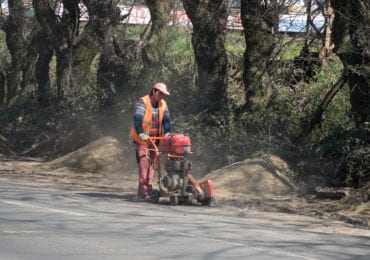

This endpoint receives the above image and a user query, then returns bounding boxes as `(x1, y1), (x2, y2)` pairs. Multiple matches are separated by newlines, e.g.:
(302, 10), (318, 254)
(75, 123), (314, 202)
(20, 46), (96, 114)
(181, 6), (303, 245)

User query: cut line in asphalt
(0, 199), (87, 217)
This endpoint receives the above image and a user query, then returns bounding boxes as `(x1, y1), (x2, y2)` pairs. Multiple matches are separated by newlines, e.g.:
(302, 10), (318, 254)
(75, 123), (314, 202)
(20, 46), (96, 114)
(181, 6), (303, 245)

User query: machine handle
(148, 136), (163, 188)
(147, 136), (162, 153)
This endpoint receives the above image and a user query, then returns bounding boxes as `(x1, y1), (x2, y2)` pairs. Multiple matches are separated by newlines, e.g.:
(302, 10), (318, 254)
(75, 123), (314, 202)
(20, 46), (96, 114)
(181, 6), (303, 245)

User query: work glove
(139, 133), (149, 142)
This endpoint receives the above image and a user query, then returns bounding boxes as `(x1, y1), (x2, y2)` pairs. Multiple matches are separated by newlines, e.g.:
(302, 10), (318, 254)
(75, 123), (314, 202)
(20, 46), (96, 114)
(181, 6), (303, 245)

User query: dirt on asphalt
(0, 136), (369, 230)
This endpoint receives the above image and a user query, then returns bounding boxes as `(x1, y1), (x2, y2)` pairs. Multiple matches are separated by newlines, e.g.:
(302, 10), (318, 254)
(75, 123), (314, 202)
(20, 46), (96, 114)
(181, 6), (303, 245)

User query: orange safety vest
(129, 95), (167, 144)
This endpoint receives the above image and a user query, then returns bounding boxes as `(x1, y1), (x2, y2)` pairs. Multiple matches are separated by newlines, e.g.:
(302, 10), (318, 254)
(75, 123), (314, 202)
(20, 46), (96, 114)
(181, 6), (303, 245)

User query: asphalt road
(0, 178), (369, 260)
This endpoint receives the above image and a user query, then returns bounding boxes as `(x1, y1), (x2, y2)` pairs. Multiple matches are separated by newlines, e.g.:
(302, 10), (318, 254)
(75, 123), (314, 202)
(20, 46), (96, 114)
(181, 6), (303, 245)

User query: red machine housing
(161, 133), (191, 154)
(149, 133), (215, 206)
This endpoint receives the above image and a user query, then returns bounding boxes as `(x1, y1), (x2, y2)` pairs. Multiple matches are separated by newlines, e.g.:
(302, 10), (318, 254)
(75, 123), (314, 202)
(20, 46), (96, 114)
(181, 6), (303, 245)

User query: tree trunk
(183, 0), (228, 112)
(97, 38), (141, 108)
(35, 33), (53, 105)
(0, 16), (6, 106)
(34, 0), (113, 102)
(331, 0), (370, 135)
(4, 0), (38, 106)
(34, 0), (69, 100)
(142, 0), (171, 85)
(96, 7), (140, 107)
(56, 21), (100, 100)
(240, 0), (277, 112)
(331, 0), (369, 185)
(0, 71), (4, 106)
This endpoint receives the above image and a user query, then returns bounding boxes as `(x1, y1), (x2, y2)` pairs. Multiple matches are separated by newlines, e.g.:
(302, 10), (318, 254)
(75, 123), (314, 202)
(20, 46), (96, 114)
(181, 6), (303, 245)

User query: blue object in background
(278, 14), (325, 33)
(26, 8), (34, 17)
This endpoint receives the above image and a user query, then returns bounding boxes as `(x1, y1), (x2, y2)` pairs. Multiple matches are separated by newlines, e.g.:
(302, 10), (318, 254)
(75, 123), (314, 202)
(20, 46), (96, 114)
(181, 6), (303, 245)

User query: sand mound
(204, 154), (297, 198)
(43, 136), (135, 175)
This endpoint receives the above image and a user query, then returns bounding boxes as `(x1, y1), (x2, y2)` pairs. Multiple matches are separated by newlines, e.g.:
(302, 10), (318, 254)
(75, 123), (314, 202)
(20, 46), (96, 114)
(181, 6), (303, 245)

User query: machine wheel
(170, 196), (178, 205)
(200, 198), (213, 206)
(150, 189), (160, 203)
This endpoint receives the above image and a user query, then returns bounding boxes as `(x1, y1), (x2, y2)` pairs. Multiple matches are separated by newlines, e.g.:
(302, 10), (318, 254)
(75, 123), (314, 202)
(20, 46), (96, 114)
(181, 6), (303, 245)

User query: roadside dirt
(0, 136), (369, 230)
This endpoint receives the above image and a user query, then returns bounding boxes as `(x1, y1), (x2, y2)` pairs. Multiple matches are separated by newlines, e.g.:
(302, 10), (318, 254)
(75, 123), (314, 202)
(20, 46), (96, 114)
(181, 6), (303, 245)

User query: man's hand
(139, 133), (149, 142)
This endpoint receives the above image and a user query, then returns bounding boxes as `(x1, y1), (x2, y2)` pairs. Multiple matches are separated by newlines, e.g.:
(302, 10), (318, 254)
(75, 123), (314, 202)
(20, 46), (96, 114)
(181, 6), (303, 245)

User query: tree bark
(34, 0), (115, 102)
(240, 0), (277, 112)
(35, 33), (53, 106)
(4, 0), (38, 106)
(142, 0), (171, 85)
(34, 0), (70, 100)
(0, 71), (4, 106)
(183, 0), (228, 112)
(0, 16), (6, 106)
(330, 0), (369, 184)
(95, 3), (138, 107)
(331, 0), (370, 136)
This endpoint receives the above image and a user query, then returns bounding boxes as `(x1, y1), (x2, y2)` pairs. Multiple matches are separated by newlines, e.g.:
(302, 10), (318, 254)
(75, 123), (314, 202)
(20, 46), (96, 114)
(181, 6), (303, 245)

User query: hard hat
(153, 82), (170, 96)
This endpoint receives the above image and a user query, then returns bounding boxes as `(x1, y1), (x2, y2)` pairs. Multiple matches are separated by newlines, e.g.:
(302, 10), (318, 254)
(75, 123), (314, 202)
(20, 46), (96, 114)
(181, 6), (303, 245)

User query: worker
(129, 82), (171, 200)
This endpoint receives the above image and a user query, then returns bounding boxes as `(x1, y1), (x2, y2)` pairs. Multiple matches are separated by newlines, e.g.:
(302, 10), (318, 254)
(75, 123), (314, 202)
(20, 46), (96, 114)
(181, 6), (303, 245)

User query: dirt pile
(204, 155), (297, 199)
(28, 136), (138, 190)
(43, 136), (136, 175)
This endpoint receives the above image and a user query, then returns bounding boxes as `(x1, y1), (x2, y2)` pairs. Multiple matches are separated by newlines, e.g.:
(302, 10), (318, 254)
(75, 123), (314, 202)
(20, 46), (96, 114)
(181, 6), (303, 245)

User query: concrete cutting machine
(148, 133), (215, 206)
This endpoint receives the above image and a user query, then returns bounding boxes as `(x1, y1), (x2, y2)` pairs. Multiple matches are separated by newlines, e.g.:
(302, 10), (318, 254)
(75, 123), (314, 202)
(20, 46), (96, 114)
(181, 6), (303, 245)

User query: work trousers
(135, 142), (156, 196)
